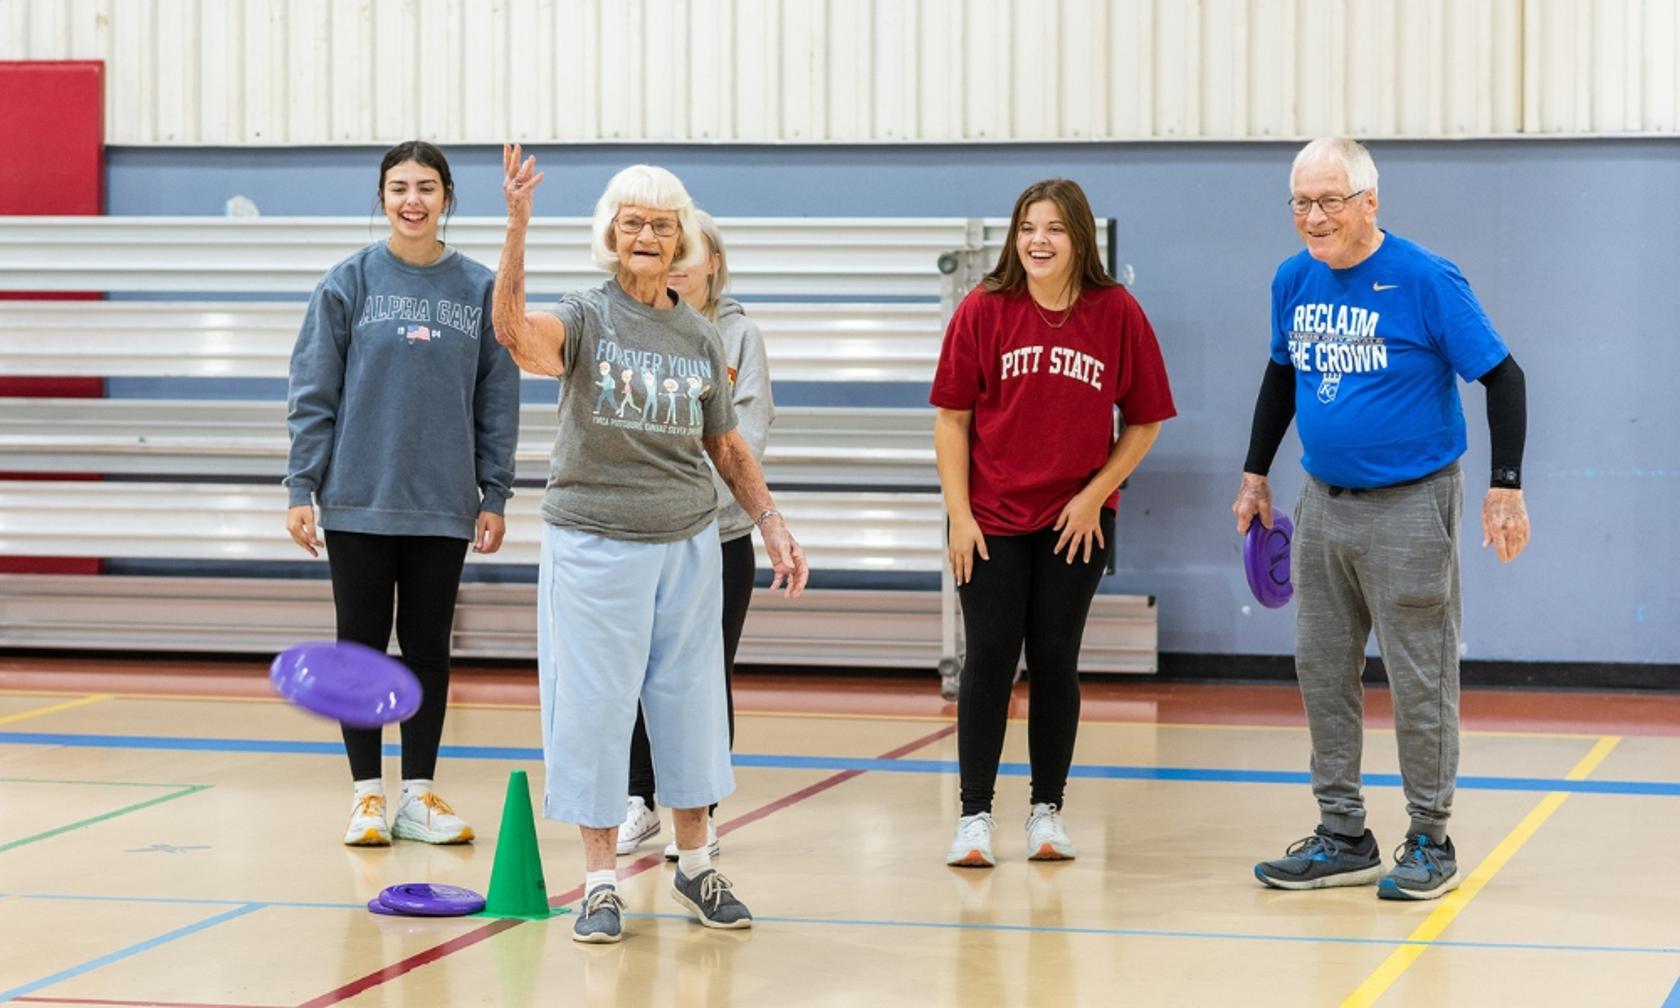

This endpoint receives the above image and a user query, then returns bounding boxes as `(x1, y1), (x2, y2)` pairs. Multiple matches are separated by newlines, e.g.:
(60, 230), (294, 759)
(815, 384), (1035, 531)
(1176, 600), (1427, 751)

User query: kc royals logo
(1317, 371), (1342, 403)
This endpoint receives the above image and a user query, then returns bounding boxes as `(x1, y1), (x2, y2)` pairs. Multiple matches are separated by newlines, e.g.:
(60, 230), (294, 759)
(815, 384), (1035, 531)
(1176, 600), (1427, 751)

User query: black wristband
(1491, 466), (1521, 490)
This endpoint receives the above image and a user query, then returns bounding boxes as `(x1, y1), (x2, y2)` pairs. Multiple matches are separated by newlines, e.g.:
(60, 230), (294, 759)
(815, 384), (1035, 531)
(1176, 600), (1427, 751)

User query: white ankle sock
(676, 848), (712, 878)
(400, 778), (432, 801)
(353, 778), (384, 799)
(585, 869), (617, 895)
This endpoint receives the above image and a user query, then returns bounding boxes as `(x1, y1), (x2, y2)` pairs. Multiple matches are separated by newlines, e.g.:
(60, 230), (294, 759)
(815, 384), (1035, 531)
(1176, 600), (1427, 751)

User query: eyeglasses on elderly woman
(615, 214), (679, 237)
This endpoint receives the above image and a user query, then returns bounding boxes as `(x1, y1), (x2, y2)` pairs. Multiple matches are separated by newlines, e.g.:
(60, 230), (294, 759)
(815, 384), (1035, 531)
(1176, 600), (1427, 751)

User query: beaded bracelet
(753, 508), (782, 526)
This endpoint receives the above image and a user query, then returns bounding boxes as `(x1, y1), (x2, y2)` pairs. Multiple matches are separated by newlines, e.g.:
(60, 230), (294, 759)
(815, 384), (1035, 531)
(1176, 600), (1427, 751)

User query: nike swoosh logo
(1372, 282), (1399, 292)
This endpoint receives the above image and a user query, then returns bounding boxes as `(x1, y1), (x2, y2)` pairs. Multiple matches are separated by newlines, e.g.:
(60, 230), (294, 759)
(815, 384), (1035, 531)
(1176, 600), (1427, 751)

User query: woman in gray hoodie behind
(614, 209), (776, 860)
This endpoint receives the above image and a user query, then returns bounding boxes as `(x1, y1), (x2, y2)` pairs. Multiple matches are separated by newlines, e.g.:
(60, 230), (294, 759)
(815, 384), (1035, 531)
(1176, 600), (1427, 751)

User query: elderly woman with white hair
(492, 145), (809, 944)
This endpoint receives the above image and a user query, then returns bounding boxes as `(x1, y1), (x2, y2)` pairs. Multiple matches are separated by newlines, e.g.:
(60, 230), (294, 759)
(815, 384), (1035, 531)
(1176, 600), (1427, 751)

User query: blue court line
(0, 902), (264, 1003)
(6, 729), (1680, 798)
(1664, 976), (1680, 1007)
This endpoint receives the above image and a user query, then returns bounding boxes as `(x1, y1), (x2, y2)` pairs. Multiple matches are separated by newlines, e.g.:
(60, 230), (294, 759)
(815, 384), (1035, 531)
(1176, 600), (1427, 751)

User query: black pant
(628, 533), (755, 808)
(324, 530), (468, 782)
(956, 508), (1114, 816)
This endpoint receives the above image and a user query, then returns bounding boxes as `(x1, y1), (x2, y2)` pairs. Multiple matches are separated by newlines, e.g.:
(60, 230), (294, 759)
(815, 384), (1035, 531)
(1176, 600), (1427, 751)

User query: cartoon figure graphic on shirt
(661, 378), (682, 423)
(685, 375), (704, 425)
(615, 368), (637, 417)
(594, 361), (618, 414)
(640, 370), (659, 422)
(1317, 370), (1342, 404)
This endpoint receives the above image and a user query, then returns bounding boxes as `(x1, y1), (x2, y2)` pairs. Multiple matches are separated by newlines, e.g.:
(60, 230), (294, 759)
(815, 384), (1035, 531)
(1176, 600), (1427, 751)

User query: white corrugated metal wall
(0, 0), (1675, 143)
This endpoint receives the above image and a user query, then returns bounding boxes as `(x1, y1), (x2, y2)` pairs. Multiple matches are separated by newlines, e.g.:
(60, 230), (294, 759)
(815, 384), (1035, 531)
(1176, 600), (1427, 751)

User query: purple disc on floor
(269, 640), (421, 728)
(367, 896), (405, 916)
(377, 883), (486, 917)
(1243, 509), (1294, 609)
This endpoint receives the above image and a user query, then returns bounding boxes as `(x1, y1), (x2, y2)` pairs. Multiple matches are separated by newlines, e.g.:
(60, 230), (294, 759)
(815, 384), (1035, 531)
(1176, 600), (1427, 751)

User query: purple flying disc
(366, 896), (404, 916)
(1243, 509), (1294, 609)
(269, 640), (421, 728)
(375, 883), (486, 917)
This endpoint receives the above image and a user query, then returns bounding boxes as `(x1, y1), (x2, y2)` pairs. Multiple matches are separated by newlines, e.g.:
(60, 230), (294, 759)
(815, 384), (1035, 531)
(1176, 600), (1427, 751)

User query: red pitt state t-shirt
(930, 284), (1177, 536)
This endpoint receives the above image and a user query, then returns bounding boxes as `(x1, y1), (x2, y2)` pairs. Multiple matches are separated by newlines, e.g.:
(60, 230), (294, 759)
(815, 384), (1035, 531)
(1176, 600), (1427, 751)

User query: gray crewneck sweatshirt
(710, 296), (776, 542)
(285, 242), (520, 540)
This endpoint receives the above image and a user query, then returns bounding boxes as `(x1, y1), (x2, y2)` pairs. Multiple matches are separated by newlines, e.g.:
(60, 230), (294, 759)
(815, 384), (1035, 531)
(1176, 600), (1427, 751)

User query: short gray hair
(589, 164), (705, 273)
(1291, 137), (1379, 196)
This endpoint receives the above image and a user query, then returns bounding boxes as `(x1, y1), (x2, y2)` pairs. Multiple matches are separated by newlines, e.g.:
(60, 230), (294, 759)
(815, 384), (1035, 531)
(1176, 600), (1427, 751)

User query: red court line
(15, 997), (286, 1007)
(295, 722), (958, 1008)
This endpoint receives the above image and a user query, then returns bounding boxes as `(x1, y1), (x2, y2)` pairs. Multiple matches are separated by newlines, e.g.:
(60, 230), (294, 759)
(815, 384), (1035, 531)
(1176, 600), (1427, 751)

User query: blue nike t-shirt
(1270, 231), (1509, 489)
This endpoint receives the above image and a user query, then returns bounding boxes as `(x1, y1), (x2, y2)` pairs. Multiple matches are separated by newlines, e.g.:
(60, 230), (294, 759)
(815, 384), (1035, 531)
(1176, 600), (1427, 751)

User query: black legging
(324, 530), (468, 782)
(956, 508), (1114, 816)
(628, 533), (755, 807)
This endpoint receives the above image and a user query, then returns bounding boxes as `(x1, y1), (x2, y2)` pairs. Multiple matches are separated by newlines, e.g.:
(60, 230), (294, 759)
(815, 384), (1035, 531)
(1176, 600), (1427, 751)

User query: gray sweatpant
(1293, 462), (1462, 844)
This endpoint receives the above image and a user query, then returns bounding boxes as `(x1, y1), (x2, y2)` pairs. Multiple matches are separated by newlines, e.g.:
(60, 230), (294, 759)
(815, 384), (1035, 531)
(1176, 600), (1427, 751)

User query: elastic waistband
(1321, 461), (1460, 498)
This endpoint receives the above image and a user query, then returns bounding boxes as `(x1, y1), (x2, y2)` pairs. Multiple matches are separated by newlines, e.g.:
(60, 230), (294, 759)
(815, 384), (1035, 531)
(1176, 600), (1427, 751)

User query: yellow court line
(0, 693), (115, 726)
(1340, 735), (1622, 1008)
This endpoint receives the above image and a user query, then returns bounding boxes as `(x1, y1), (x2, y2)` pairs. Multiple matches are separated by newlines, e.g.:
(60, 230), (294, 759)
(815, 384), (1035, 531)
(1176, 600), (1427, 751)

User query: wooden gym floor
(2, 654), (1679, 1007)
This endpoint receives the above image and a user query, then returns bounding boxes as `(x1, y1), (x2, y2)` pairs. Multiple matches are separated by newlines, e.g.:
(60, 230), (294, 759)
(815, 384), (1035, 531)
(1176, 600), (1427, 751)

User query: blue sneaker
(1378, 834), (1459, 901)
(1255, 826), (1382, 889)
(572, 884), (626, 943)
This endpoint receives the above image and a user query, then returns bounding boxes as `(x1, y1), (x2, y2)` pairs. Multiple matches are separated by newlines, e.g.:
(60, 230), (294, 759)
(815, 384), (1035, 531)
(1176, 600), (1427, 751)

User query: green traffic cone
(479, 769), (558, 919)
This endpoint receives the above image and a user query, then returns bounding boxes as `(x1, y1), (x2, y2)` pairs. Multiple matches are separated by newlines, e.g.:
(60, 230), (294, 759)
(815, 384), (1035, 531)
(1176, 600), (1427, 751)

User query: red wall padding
(0, 61), (106, 574)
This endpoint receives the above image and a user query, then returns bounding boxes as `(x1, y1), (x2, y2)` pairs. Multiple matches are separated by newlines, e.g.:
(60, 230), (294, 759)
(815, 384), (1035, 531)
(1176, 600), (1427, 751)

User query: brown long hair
(981, 178), (1116, 299)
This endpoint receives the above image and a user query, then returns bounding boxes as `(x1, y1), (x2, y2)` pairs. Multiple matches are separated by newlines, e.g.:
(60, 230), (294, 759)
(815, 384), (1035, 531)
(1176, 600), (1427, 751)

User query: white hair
(589, 164), (705, 273)
(1290, 137), (1380, 196)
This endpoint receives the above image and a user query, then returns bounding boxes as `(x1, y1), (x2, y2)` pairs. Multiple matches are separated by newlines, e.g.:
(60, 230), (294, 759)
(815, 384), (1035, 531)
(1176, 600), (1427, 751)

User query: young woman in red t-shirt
(931, 178), (1176, 867)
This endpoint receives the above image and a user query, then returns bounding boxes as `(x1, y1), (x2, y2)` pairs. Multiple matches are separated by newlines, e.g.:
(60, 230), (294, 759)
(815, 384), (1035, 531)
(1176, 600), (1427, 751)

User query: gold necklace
(1032, 295), (1077, 329)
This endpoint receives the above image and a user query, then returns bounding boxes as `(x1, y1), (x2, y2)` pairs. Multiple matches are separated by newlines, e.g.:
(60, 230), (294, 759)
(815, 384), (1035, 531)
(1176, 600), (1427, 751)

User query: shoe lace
(957, 814), (992, 844)
(354, 794), (385, 819)
(1285, 833), (1336, 859)
(1026, 805), (1061, 833)
(583, 887), (624, 916)
(697, 871), (736, 910)
(410, 792), (455, 818)
(1393, 836), (1443, 871)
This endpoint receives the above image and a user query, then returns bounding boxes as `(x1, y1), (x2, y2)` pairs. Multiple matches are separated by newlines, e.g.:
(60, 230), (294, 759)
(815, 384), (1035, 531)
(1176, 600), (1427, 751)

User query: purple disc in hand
(1243, 509), (1294, 609)
(269, 640), (421, 728)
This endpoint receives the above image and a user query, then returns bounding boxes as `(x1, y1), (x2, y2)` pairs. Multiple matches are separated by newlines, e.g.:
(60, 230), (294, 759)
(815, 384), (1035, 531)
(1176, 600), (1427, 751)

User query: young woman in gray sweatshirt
(284, 141), (520, 848)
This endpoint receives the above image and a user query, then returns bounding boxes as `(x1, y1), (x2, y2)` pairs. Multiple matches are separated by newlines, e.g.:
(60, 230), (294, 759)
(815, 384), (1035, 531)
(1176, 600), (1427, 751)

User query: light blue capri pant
(537, 519), (735, 827)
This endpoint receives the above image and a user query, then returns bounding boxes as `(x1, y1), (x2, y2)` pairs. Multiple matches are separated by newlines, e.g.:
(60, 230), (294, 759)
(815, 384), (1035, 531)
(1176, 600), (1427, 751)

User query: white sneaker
(391, 790), (474, 844)
(946, 812), (996, 867)
(343, 792), (391, 846)
(616, 796), (661, 855)
(662, 817), (721, 860)
(1025, 802), (1076, 860)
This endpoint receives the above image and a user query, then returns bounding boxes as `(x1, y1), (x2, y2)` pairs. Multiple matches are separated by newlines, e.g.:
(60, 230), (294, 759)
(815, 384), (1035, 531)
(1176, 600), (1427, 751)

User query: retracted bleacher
(0, 215), (1156, 673)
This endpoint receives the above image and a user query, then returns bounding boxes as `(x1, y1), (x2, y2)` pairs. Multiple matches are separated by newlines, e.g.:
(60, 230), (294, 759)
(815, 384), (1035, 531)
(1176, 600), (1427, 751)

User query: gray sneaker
(671, 868), (752, 929)
(572, 884), (626, 943)
(1379, 834), (1459, 901)
(1255, 826), (1382, 889)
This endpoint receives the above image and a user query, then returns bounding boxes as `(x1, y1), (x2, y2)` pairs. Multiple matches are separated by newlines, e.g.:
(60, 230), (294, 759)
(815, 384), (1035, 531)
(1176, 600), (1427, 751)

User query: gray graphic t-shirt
(541, 279), (737, 543)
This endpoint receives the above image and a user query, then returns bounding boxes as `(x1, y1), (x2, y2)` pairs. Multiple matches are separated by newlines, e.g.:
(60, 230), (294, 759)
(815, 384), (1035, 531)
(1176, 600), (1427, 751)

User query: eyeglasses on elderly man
(1288, 191), (1367, 216)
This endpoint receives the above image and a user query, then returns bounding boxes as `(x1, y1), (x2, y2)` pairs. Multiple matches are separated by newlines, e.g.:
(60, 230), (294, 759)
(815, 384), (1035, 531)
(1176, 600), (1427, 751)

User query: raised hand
(502, 143), (544, 225)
